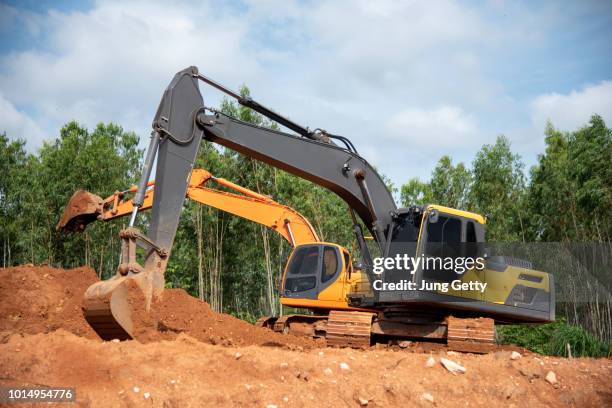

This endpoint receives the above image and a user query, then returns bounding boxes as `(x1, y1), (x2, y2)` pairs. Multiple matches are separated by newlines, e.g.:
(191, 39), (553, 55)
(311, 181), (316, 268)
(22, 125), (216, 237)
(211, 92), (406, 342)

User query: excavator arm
(73, 66), (400, 340)
(59, 168), (319, 246)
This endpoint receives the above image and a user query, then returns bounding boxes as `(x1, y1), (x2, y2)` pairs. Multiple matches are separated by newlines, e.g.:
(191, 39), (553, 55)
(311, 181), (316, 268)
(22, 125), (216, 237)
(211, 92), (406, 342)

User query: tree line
(1, 90), (610, 349)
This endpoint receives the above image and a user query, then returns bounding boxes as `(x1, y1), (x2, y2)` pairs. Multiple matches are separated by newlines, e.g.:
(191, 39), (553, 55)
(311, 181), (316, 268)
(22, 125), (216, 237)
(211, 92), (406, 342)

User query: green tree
(20, 122), (142, 272)
(527, 116), (611, 242)
(469, 135), (526, 241)
(400, 178), (432, 206)
(429, 155), (471, 209)
(0, 133), (28, 266)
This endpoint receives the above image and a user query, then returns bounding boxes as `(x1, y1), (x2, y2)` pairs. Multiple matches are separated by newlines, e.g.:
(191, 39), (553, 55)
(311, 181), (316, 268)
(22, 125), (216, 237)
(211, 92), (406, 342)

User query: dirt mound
(0, 265), (99, 339)
(160, 289), (316, 347)
(1, 330), (610, 407)
(0, 265), (317, 348)
(1, 265), (611, 406)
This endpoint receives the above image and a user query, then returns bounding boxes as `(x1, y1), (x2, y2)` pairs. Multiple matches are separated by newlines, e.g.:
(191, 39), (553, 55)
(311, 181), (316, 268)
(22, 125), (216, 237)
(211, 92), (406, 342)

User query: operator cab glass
(283, 244), (343, 300)
(420, 209), (485, 283)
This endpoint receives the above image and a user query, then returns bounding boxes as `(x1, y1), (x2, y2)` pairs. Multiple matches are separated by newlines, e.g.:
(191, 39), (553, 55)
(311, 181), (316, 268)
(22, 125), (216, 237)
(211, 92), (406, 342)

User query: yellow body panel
(484, 265), (550, 303)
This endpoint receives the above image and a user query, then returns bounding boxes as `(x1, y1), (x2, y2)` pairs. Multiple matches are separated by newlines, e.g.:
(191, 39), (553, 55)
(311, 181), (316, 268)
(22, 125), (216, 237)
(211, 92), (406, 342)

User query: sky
(1, 0), (611, 187)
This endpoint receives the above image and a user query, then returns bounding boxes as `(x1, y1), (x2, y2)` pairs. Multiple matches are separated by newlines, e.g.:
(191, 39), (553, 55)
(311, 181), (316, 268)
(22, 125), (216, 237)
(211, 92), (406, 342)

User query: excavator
(59, 167), (370, 324)
(60, 66), (555, 352)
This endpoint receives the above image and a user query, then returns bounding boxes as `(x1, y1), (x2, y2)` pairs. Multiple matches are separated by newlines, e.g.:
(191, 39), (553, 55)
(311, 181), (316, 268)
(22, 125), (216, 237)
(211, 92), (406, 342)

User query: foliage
(527, 116), (611, 242)
(0, 122), (142, 276)
(497, 319), (610, 357)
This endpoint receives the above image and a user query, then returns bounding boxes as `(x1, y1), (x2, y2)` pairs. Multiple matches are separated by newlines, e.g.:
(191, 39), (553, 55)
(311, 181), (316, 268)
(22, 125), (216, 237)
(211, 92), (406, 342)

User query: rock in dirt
(358, 397), (369, 405)
(399, 340), (411, 348)
(426, 356), (436, 367)
(440, 357), (466, 375)
(545, 371), (558, 385)
(340, 362), (350, 370)
(422, 393), (434, 403)
(511, 351), (522, 360)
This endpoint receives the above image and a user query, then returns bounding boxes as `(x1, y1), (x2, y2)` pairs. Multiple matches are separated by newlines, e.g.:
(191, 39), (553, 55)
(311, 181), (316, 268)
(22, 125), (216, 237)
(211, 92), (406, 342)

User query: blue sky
(1, 0), (611, 186)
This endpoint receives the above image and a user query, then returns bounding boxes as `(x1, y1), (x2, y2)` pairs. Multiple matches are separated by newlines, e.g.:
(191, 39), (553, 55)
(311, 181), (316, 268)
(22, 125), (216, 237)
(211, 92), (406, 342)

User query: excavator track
(271, 314), (327, 338)
(446, 316), (496, 353)
(325, 310), (375, 348)
(255, 316), (277, 329)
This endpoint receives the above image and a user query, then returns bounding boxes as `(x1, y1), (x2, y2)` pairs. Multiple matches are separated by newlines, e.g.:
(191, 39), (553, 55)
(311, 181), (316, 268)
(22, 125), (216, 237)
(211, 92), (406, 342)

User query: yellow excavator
(60, 67), (555, 352)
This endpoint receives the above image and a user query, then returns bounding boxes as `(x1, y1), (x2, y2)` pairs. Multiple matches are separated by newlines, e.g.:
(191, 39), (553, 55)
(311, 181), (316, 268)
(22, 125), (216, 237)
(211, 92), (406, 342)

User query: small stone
(283, 396), (289, 402)
(318, 351), (324, 356)
(358, 397), (369, 406)
(511, 351), (522, 360)
(422, 393), (434, 403)
(266, 405), (278, 408)
(339, 362), (350, 370)
(111, 339), (120, 343)
(143, 392), (150, 399)
(398, 340), (411, 348)
(132, 387), (140, 393)
(323, 368), (333, 376)
(280, 362), (289, 369)
(545, 371), (557, 385)
(426, 356), (436, 368)
(447, 351), (459, 356)
(234, 352), (242, 359)
(440, 357), (466, 375)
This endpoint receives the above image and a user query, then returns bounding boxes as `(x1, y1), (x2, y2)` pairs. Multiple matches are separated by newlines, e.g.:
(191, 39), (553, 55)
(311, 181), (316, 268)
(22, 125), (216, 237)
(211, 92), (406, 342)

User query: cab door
(282, 244), (343, 301)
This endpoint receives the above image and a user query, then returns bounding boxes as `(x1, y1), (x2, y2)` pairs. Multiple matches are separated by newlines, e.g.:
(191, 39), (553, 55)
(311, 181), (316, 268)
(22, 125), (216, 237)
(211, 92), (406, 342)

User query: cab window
(288, 246), (319, 275)
(321, 247), (339, 283)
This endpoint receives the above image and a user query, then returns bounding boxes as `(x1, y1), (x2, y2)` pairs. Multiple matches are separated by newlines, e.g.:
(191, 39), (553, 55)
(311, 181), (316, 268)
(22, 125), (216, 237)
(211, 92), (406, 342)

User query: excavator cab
(280, 243), (370, 310)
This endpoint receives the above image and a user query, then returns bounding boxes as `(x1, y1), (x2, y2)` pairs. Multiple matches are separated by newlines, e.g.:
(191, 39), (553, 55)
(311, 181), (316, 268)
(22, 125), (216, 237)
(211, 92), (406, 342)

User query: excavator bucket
(83, 227), (166, 340)
(57, 190), (104, 232)
(82, 277), (135, 340)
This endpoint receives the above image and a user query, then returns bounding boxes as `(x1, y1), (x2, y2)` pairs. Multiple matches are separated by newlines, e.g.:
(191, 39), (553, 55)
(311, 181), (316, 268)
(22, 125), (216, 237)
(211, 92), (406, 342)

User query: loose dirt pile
(0, 265), (99, 339)
(1, 330), (611, 407)
(1, 265), (611, 407)
(0, 265), (317, 348)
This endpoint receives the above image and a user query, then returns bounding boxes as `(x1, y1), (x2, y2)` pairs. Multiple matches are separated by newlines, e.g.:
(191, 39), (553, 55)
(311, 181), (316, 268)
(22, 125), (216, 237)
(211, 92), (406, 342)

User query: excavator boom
(59, 169), (319, 246)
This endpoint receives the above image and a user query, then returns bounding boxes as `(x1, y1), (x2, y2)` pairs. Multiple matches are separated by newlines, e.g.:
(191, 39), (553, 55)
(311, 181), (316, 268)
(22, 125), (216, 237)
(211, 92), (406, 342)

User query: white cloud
(531, 81), (612, 131)
(0, 1), (258, 145)
(387, 106), (478, 148)
(0, 0), (607, 185)
(0, 94), (45, 144)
